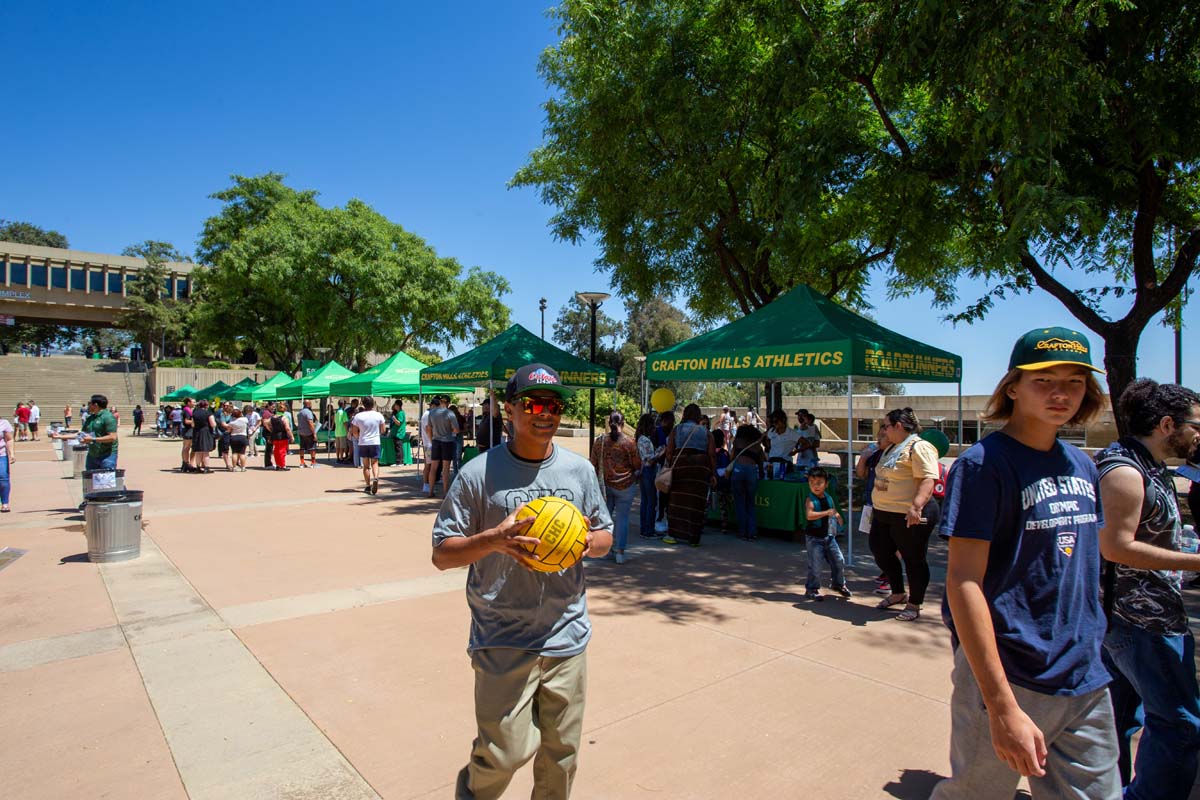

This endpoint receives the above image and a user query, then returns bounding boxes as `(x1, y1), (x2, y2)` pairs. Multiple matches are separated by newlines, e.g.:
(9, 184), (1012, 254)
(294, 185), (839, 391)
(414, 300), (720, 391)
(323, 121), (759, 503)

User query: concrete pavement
(0, 431), (1192, 799)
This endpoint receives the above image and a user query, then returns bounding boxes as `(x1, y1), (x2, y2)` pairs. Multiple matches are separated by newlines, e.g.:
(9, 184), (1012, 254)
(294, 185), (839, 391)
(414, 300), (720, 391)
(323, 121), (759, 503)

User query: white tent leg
(417, 390), (424, 476)
(847, 376), (854, 568)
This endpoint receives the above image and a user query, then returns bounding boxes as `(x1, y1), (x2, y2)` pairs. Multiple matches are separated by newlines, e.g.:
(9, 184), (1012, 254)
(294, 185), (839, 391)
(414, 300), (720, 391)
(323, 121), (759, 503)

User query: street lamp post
(575, 291), (611, 446)
(539, 297), (548, 340)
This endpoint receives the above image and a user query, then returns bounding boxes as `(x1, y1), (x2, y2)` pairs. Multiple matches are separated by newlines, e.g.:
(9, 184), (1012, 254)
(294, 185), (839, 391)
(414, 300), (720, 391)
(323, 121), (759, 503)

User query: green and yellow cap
(1008, 327), (1105, 374)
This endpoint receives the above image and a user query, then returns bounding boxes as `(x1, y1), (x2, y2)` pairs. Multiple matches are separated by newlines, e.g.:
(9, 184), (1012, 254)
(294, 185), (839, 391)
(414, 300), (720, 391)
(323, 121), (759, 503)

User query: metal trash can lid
(81, 469), (126, 478)
(84, 489), (144, 504)
(72, 444), (90, 451)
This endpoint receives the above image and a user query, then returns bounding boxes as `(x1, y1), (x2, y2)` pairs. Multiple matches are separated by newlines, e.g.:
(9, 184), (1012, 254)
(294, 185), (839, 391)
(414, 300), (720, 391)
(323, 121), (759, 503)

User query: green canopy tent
(645, 284), (963, 564)
(223, 377), (259, 399)
(274, 361), (356, 401)
(420, 324), (617, 460)
(236, 372), (294, 403)
(186, 380), (233, 400)
(328, 351), (471, 397)
(159, 384), (197, 402)
(419, 324), (616, 391)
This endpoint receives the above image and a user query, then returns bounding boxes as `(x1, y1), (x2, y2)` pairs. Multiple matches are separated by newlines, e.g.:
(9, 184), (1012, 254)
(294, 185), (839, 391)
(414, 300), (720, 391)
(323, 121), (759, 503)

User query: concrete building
(0, 241), (199, 349)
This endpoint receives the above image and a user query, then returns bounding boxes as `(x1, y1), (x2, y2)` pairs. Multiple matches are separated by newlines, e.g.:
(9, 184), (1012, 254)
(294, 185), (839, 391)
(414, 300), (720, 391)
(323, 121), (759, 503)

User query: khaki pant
(455, 648), (587, 800)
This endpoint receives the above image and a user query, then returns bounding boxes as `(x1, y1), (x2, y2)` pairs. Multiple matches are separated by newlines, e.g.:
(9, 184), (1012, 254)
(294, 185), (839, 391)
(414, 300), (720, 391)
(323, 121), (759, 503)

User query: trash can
(81, 469), (126, 495)
(70, 445), (89, 478)
(83, 489), (143, 563)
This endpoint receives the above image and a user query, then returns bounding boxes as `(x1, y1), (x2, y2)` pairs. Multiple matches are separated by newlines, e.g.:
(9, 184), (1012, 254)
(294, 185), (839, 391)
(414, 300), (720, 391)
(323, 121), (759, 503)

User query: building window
(176, 278), (189, 298)
(89, 271), (105, 292)
(10, 261), (27, 285)
(70, 268), (85, 290)
(51, 266), (67, 288)
(856, 419), (875, 440)
(108, 273), (123, 294)
(30, 264), (48, 287)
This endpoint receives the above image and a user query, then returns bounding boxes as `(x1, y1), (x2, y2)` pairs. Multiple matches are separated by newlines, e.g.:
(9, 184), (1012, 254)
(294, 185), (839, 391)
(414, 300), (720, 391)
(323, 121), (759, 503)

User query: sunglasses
(517, 396), (565, 416)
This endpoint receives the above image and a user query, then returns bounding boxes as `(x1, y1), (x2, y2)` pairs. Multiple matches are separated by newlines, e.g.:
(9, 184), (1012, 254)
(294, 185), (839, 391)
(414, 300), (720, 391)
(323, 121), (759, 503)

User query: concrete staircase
(0, 355), (147, 428)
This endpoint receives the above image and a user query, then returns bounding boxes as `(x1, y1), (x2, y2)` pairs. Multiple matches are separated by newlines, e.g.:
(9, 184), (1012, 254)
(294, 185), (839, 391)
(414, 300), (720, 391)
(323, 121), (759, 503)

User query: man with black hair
(80, 394), (119, 471)
(1097, 378), (1200, 799)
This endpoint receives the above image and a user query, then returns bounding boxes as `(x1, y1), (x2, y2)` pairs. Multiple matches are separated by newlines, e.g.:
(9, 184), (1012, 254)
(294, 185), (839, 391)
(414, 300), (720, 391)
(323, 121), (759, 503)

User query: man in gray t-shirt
(296, 400), (318, 467)
(424, 396), (460, 498)
(432, 363), (612, 800)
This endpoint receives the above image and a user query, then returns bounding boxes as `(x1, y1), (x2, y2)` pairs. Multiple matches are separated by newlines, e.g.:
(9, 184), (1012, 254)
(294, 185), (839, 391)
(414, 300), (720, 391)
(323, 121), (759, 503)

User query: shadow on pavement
(59, 552), (90, 564)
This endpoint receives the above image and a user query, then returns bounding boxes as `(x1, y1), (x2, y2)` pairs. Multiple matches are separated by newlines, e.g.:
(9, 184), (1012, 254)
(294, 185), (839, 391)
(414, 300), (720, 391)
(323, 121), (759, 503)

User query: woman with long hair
(662, 403), (716, 547)
(869, 407), (940, 621)
(591, 411), (642, 564)
(223, 406), (250, 472)
(635, 413), (662, 538)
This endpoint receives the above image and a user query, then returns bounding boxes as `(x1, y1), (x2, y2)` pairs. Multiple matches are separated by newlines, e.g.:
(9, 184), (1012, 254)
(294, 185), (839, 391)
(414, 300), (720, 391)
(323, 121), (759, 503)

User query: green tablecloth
(711, 475), (840, 532)
(380, 437), (397, 466)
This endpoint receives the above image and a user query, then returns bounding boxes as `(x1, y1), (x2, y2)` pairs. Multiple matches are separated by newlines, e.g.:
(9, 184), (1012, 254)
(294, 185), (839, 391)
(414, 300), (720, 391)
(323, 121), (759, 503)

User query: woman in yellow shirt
(870, 408), (940, 621)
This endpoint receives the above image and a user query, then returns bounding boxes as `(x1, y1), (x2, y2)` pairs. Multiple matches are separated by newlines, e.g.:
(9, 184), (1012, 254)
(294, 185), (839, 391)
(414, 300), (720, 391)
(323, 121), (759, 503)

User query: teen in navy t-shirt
(939, 432), (1108, 695)
(930, 327), (1119, 799)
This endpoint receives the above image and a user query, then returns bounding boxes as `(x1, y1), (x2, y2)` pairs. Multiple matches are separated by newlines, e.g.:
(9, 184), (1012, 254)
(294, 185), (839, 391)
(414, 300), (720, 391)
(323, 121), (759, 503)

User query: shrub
(564, 390), (641, 431)
(205, 360), (231, 370)
(156, 357), (193, 368)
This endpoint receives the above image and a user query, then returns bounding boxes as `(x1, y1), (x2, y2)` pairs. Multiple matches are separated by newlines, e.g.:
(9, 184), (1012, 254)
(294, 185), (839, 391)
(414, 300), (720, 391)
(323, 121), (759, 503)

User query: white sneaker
(654, 519), (668, 533)
(614, 552), (626, 565)
(422, 483), (430, 493)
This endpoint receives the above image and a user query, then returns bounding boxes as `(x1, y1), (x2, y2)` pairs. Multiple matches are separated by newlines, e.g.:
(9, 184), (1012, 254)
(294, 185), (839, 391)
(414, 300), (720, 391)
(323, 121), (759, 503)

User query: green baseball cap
(1008, 327), (1105, 374)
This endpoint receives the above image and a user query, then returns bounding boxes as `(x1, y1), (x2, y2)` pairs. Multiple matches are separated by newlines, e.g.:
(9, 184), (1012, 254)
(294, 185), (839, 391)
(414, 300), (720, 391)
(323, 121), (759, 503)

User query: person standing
(180, 397), (195, 472)
(80, 394), (119, 471)
(635, 413), (661, 539)
(420, 399), (435, 493)
(334, 399), (350, 464)
(132, 404), (144, 437)
(431, 363), (613, 800)
(268, 404), (293, 470)
(224, 406), (250, 472)
(259, 402), (275, 469)
(350, 397), (387, 494)
(450, 403), (467, 474)
(246, 404), (261, 458)
(653, 411), (675, 534)
(190, 400), (216, 474)
(729, 424), (765, 541)
(590, 410), (641, 564)
(14, 403), (30, 442)
(0, 414), (13, 512)
(215, 402), (234, 471)
(296, 399), (318, 468)
(764, 410), (802, 477)
(802, 467), (849, 600)
(661, 404), (715, 547)
(794, 410), (821, 472)
(427, 395), (460, 498)
(1096, 379), (1200, 798)
(63, 403), (72, 429)
(27, 400), (40, 441)
(931, 327), (1118, 799)
(869, 407), (940, 622)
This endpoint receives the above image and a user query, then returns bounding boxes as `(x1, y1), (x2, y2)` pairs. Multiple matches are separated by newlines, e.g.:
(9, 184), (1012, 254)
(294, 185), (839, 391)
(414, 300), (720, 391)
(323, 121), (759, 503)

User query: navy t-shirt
(938, 431), (1109, 697)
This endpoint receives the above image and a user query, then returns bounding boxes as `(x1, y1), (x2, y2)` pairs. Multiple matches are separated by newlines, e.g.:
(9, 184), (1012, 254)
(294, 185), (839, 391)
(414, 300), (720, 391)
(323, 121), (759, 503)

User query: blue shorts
(358, 444), (380, 460)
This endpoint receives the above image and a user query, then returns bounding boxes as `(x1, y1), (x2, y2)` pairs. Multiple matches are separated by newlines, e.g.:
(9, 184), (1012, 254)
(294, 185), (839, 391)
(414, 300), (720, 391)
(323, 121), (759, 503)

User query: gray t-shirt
(297, 407), (316, 436)
(428, 406), (459, 442)
(432, 443), (613, 656)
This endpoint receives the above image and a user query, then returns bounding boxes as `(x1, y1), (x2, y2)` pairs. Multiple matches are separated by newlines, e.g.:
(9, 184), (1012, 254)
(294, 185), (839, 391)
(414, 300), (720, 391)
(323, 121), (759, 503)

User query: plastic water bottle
(1181, 524), (1198, 555)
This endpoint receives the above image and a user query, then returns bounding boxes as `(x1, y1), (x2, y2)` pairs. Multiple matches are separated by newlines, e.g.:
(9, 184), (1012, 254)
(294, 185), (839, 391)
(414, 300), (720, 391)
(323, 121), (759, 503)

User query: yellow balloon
(650, 388), (675, 413)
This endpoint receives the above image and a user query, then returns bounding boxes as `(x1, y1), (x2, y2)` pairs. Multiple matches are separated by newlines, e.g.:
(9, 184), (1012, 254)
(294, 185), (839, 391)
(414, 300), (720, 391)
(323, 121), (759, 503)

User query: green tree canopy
(191, 174), (512, 374)
(119, 240), (190, 361)
(517, 0), (1200, 416)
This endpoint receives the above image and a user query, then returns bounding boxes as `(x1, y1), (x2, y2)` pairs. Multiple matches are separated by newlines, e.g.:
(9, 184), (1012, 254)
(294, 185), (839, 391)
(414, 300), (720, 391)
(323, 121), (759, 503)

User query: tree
(0, 219), (69, 249)
(512, 1), (888, 321)
(119, 241), (190, 362)
(191, 174), (512, 373)
(519, 1), (1200, 420)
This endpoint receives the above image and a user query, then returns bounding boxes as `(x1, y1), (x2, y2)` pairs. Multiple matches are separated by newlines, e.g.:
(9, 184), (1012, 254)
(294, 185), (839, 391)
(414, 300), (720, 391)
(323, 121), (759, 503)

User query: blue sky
(3, 3), (1189, 395)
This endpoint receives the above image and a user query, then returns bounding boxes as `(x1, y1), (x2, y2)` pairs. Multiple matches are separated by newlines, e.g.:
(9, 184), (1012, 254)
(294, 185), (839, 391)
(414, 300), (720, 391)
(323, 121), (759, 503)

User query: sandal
(876, 593), (908, 610)
(896, 604), (922, 622)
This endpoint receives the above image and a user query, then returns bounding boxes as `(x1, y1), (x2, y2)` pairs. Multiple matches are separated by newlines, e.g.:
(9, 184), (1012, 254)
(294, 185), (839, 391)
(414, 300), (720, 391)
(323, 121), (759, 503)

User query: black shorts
(299, 434), (317, 452)
(431, 439), (456, 461)
(182, 427), (193, 440)
(218, 436), (231, 455)
(230, 435), (248, 454)
(28, 422), (38, 432)
(358, 444), (380, 460)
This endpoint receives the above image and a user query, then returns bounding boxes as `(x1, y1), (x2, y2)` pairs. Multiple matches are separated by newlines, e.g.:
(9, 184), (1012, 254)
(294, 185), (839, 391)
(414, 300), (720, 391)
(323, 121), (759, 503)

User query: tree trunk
(1100, 326), (1141, 438)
